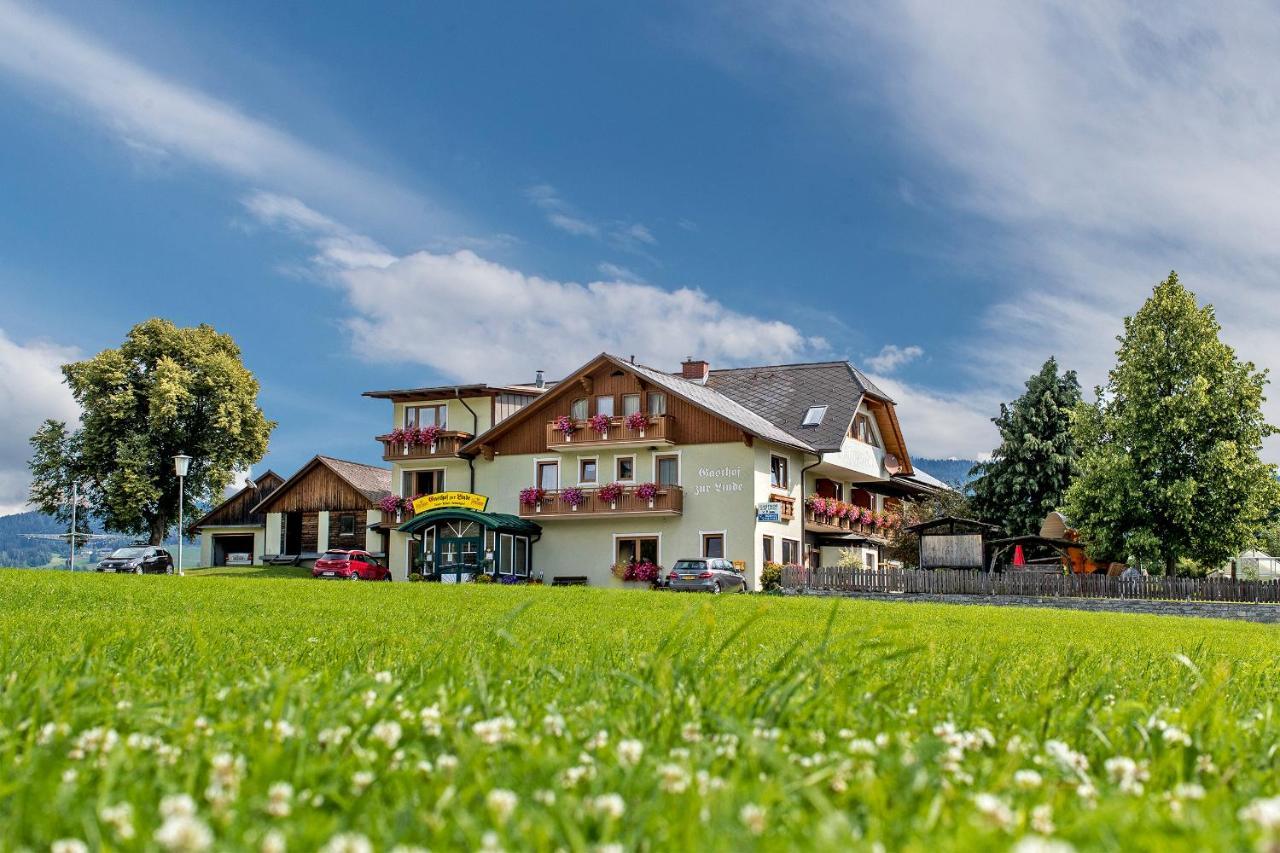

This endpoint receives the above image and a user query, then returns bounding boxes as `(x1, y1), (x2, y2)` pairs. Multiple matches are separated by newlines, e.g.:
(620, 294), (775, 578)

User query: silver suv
(667, 558), (746, 593)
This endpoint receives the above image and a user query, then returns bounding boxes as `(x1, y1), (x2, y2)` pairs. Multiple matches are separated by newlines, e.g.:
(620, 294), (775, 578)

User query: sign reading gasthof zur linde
(412, 491), (489, 515)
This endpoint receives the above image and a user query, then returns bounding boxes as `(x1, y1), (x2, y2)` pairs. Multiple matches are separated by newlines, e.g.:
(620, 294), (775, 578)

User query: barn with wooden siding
(252, 456), (392, 565)
(192, 470), (285, 567)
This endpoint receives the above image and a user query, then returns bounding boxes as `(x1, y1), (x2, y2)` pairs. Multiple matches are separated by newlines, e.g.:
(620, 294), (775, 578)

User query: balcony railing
(546, 414), (674, 450)
(377, 431), (470, 461)
(804, 508), (894, 539)
(519, 485), (684, 518)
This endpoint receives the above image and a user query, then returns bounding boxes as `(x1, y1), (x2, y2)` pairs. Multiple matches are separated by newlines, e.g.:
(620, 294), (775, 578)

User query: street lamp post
(173, 454), (192, 576)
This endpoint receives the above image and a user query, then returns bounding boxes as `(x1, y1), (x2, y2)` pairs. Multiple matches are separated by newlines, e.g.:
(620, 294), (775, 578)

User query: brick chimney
(681, 357), (709, 383)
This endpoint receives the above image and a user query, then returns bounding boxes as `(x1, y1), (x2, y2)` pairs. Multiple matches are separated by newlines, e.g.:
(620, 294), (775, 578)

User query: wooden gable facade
(192, 470), (285, 530)
(861, 397), (914, 476)
(469, 355), (751, 458)
(256, 459), (382, 514)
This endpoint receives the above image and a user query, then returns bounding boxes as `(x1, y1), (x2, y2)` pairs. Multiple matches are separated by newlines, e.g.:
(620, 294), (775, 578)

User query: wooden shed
(252, 456), (392, 562)
(904, 516), (1003, 570)
(191, 470), (285, 567)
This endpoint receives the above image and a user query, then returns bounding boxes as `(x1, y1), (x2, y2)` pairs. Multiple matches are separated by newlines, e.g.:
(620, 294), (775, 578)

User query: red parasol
(1013, 544), (1026, 566)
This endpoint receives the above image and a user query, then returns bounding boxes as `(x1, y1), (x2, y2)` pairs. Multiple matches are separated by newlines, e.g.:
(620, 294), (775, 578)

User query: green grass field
(3, 571), (1280, 851)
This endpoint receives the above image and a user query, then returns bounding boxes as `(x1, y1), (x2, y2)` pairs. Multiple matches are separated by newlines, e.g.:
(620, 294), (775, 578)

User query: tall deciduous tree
(28, 319), (275, 544)
(1065, 272), (1280, 574)
(969, 358), (1081, 535)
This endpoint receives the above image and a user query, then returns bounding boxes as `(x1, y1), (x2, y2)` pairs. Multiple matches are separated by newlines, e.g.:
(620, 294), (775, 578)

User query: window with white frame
(655, 453), (679, 486)
(405, 404), (447, 429)
(702, 532), (725, 559)
(537, 460), (560, 491)
(770, 454), (789, 489)
(579, 457), (598, 484)
(596, 395), (615, 417)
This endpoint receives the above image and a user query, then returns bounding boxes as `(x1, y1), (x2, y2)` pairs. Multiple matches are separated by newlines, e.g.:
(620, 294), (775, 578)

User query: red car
(312, 550), (391, 581)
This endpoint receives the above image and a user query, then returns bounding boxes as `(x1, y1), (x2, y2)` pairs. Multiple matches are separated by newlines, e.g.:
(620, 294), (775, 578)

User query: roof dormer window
(802, 405), (828, 427)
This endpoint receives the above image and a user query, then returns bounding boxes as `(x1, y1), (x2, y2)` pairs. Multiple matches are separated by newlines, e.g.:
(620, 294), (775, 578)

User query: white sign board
(756, 502), (782, 522)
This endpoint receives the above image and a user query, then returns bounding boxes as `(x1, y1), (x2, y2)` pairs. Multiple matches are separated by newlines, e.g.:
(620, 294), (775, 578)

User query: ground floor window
(702, 532), (725, 559)
(616, 535), (659, 566)
(762, 535), (774, 564)
(782, 538), (799, 565)
(864, 549), (878, 572)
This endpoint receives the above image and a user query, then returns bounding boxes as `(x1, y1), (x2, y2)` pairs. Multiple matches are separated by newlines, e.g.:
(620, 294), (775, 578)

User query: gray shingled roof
(318, 456), (392, 503)
(618, 357), (816, 453)
(705, 361), (879, 452)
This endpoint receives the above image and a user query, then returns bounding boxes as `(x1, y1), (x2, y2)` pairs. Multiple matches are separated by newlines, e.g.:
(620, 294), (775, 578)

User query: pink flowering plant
(389, 427), (410, 445)
(519, 486), (547, 507)
(588, 413), (611, 434)
(860, 509), (874, 526)
(625, 411), (649, 431)
(417, 424), (443, 446)
(378, 494), (404, 515)
(627, 560), (661, 583)
(554, 415), (576, 437)
(635, 482), (659, 502)
(561, 486), (587, 508)
(598, 482), (625, 503)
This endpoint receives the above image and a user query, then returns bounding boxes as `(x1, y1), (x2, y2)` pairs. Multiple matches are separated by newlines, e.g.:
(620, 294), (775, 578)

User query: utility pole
(69, 481), (76, 571)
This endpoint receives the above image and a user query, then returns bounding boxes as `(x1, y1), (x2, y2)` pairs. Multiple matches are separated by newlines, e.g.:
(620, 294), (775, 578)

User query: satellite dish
(883, 454), (901, 475)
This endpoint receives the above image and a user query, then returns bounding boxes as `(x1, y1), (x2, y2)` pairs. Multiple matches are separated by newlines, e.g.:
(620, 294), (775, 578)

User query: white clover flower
(1011, 837), (1076, 853)
(319, 833), (374, 853)
(1161, 726), (1192, 747)
(533, 788), (556, 806)
(847, 738), (878, 756)
(1014, 769), (1043, 790)
(154, 815), (214, 852)
(1240, 796), (1280, 830)
(473, 716), (516, 745)
(436, 753), (459, 774)
(542, 713), (566, 737)
(559, 764), (595, 788)
(1031, 803), (1055, 835)
(681, 722), (702, 743)
(1196, 754), (1218, 775)
(266, 782), (294, 817)
(1104, 756), (1149, 795)
(1044, 740), (1090, 775)
(486, 788), (518, 823)
(374, 670), (393, 684)
(100, 802), (136, 840)
(479, 830), (503, 853)
(696, 769), (726, 795)
(972, 793), (1014, 831)
(616, 738), (644, 767)
(585, 729), (609, 751)
(658, 763), (690, 794)
(352, 771), (375, 791)
(590, 793), (626, 820)
(51, 840), (89, 853)
(372, 720), (403, 750)
(739, 803), (767, 836)
(1174, 783), (1205, 801)
(160, 794), (198, 820)
(265, 720), (296, 741)
(261, 829), (287, 853)
(420, 705), (443, 737)
(61, 768), (78, 784)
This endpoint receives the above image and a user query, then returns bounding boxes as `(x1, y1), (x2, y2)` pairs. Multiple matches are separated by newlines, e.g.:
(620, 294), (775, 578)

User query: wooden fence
(783, 566), (1280, 603)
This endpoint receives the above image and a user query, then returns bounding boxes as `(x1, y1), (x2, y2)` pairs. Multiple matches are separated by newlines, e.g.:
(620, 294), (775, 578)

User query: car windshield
(321, 551), (350, 560)
(109, 547), (148, 559)
(672, 560), (706, 571)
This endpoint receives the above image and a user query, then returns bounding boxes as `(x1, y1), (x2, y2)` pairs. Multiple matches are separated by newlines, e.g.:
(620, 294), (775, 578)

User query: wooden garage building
(192, 470), (285, 567)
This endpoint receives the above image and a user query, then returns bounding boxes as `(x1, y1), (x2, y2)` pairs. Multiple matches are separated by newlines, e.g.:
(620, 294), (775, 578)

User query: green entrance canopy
(397, 507), (541, 536)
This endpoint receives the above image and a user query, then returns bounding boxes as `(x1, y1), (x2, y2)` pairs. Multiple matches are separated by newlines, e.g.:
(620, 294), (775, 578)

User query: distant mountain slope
(913, 458), (979, 488)
(0, 509), (193, 568)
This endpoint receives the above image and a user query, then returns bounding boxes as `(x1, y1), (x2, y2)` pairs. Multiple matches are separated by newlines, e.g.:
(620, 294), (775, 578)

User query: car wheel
(349, 571), (360, 581)
(712, 581), (721, 594)
(133, 565), (143, 575)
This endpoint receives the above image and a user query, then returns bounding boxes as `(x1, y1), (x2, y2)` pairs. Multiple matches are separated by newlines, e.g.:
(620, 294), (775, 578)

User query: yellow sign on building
(411, 491), (490, 515)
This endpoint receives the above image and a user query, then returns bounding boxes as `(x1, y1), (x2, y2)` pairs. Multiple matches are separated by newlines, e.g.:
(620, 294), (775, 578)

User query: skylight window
(802, 405), (828, 427)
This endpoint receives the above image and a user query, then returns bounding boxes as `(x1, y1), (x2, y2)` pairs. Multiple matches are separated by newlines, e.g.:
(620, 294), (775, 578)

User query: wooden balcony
(377, 431), (470, 461)
(546, 415), (674, 450)
(519, 485), (684, 519)
(804, 509), (890, 540)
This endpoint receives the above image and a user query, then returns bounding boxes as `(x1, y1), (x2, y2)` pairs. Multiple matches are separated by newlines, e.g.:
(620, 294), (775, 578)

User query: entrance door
(436, 519), (482, 582)
(284, 512), (303, 554)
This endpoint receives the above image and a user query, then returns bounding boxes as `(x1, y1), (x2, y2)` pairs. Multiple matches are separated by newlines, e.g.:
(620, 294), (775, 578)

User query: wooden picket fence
(783, 566), (1280, 603)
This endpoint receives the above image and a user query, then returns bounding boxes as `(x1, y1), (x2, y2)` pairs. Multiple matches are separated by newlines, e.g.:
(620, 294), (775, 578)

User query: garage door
(213, 534), (255, 566)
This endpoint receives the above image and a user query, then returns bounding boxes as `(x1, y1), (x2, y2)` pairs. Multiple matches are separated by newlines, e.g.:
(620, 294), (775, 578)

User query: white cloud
(525, 182), (658, 255)
(0, 330), (78, 515)
(597, 262), (645, 283)
(866, 344), (923, 374)
(748, 0), (1280, 459)
(247, 194), (825, 381)
(866, 373), (996, 460)
(0, 0), (457, 237)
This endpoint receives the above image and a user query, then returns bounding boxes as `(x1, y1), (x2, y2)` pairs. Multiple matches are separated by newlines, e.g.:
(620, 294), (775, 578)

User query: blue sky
(2, 1), (1279, 511)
